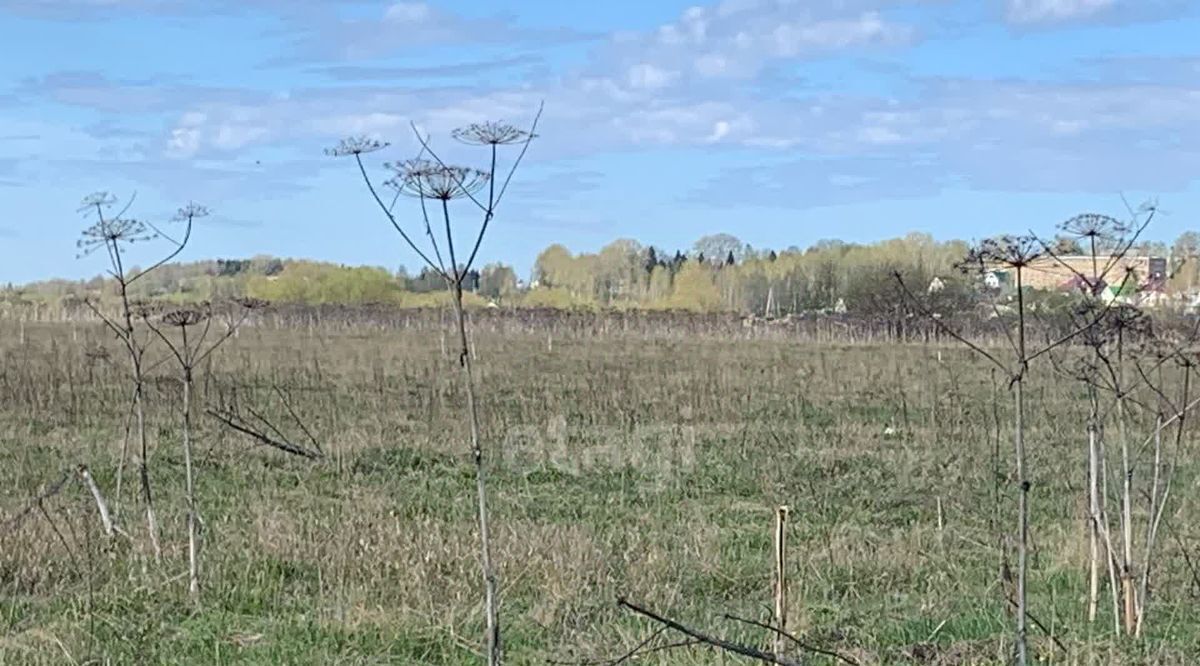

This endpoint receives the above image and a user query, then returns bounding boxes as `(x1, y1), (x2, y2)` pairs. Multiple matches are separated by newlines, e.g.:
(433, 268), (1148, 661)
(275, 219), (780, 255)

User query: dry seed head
(78, 192), (117, 212)
(1104, 304), (1153, 338)
(1059, 213), (1129, 241)
(387, 159), (490, 201)
(162, 307), (209, 328)
(958, 234), (1043, 274)
(451, 121), (533, 146)
(77, 218), (156, 257)
(233, 296), (269, 311)
(132, 300), (165, 319)
(325, 136), (389, 157)
(175, 203), (210, 221)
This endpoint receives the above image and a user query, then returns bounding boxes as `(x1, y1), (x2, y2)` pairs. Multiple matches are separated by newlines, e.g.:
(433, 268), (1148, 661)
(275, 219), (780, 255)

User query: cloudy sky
(2, 0), (1199, 283)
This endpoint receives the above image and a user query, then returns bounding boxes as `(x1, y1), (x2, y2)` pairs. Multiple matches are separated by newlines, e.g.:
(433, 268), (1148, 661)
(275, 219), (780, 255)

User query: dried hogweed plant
(326, 104), (541, 666)
(1057, 299), (1200, 637)
(76, 194), (205, 564)
(894, 203), (1157, 665)
(144, 298), (264, 601)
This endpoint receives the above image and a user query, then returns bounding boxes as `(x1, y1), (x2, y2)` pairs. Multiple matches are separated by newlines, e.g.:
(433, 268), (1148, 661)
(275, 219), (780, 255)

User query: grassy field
(2, 316), (1199, 664)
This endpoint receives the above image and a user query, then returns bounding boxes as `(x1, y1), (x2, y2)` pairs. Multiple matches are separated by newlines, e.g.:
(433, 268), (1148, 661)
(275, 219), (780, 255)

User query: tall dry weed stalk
(896, 204), (1156, 664)
(77, 194), (200, 563)
(1041, 208), (1200, 638)
(327, 108), (541, 665)
(146, 298), (262, 599)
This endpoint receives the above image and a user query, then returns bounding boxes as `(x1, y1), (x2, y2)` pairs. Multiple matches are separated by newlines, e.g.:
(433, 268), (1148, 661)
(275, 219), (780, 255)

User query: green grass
(2, 319), (1199, 664)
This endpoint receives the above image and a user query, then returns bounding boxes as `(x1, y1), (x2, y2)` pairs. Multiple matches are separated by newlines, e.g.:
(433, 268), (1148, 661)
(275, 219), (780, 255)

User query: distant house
(986, 254), (1169, 304)
(1098, 277), (1143, 305)
(996, 255), (1163, 291)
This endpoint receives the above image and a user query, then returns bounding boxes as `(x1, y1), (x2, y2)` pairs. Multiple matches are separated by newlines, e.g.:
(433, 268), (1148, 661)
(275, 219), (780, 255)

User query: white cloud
(383, 1), (432, 23)
(857, 125), (905, 145)
(284, 2), (591, 62)
(770, 12), (900, 54)
(695, 54), (729, 76)
(1007, 0), (1117, 24)
(165, 107), (272, 158)
(166, 126), (201, 158)
(18, 0), (1200, 202)
(594, 1), (916, 86)
(706, 120), (732, 143)
(627, 63), (679, 90)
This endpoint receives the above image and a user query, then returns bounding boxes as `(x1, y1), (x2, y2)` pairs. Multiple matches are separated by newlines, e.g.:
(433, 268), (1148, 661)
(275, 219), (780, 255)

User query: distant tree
(692, 233), (747, 263)
(464, 268), (481, 293)
(643, 246), (660, 275)
(1174, 231), (1200, 259)
(216, 259), (249, 277)
(667, 261), (721, 311)
(647, 264), (672, 303)
(1172, 231), (1200, 291)
(671, 250), (686, 272)
(534, 244), (573, 288)
(262, 258), (285, 276)
(1133, 240), (1168, 257)
(1052, 235), (1084, 255)
(407, 266), (445, 293)
(479, 263), (518, 302)
(595, 239), (643, 303)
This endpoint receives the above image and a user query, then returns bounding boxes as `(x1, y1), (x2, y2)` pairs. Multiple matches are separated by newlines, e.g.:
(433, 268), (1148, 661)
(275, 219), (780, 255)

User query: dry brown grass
(2, 315), (1199, 664)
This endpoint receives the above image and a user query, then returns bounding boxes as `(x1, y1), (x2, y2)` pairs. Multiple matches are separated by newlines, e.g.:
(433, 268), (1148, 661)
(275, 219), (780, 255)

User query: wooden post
(773, 505), (790, 655)
(936, 495), (945, 550)
(1087, 424), (1100, 624)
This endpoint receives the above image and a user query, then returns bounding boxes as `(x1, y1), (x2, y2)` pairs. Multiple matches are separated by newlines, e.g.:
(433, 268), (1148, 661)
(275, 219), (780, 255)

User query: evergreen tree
(644, 246), (660, 275)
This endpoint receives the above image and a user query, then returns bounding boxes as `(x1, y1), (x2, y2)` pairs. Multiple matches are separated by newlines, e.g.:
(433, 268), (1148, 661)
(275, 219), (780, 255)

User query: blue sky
(2, 0), (1199, 283)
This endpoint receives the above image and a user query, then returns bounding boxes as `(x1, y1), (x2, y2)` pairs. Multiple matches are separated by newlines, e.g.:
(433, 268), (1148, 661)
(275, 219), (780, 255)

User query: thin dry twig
(617, 598), (804, 666)
(205, 408), (323, 460)
(1, 470), (72, 538)
(723, 613), (860, 665)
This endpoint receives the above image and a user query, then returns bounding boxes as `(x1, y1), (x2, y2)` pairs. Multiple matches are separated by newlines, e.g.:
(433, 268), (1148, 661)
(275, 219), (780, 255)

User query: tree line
(7, 231), (1199, 316)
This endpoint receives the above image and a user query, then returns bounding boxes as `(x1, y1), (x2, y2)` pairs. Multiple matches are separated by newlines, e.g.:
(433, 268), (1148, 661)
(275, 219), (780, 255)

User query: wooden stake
(936, 496), (945, 550)
(1087, 424), (1101, 624)
(774, 505), (790, 656)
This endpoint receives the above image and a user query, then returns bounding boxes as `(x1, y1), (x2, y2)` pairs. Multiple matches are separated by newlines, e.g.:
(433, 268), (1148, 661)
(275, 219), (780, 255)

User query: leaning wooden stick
(77, 465), (116, 537)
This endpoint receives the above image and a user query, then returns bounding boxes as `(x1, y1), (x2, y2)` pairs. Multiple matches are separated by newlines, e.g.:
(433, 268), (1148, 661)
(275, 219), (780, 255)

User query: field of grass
(3, 316), (1200, 664)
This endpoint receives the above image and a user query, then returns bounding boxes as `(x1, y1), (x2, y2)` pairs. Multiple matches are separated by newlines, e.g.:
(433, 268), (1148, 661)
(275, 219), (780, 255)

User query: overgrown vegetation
(4, 178), (1200, 666)
(4, 308), (1200, 664)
